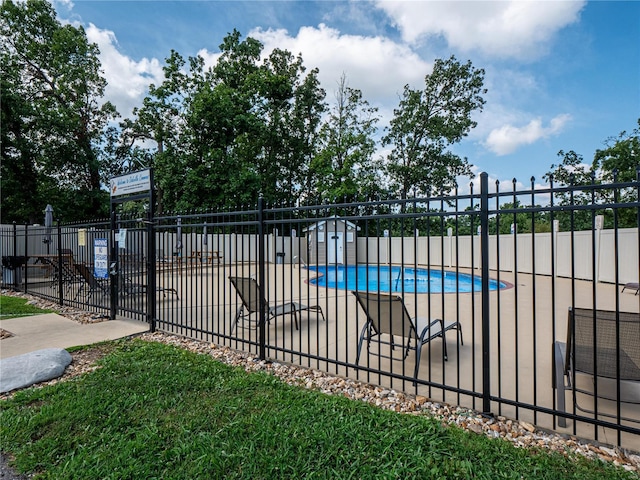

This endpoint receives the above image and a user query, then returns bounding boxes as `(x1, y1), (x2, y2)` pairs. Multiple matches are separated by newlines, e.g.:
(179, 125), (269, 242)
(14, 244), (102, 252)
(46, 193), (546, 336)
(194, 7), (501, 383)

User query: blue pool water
(307, 265), (507, 294)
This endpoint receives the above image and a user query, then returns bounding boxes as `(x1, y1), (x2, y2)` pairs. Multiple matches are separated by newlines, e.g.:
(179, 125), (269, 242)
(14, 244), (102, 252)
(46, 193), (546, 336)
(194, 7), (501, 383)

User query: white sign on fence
(94, 238), (109, 279)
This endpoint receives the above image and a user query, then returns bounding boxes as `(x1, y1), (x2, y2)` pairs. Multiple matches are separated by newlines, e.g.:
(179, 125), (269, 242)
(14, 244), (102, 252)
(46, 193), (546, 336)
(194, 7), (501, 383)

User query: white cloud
(374, 0), (585, 59)
(53, 0), (74, 10)
(484, 114), (572, 155)
(247, 24), (430, 106)
(196, 49), (222, 70)
(85, 24), (164, 117)
(195, 24), (432, 127)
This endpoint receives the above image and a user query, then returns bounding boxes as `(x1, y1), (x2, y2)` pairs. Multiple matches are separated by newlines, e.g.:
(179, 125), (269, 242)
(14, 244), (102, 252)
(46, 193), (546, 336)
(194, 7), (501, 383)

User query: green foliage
(0, 340), (633, 479)
(594, 119), (640, 184)
(1, 0), (116, 223)
(119, 31), (327, 213)
(309, 75), (382, 204)
(544, 120), (640, 230)
(383, 56), (486, 199)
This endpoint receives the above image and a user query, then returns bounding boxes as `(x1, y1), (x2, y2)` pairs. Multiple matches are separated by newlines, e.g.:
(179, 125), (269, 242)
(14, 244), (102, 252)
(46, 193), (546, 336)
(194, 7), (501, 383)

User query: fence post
(110, 209), (117, 319)
(257, 197), (266, 360)
(57, 221), (64, 305)
(12, 222), (17, 289)
(480, 172), (491, 414)
(24, 223), (28, 293)
(147, 179), (157, 333)
(12, 222), (17, 258)
(147, 221), (156, 333)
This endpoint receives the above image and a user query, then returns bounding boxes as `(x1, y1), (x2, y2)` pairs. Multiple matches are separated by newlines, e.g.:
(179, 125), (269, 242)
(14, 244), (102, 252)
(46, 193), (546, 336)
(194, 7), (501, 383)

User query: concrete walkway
(0, 314), (149, 359)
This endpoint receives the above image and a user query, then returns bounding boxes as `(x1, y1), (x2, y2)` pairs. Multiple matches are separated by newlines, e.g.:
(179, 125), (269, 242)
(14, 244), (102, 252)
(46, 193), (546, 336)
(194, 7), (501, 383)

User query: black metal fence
(2, 172), (639, 450)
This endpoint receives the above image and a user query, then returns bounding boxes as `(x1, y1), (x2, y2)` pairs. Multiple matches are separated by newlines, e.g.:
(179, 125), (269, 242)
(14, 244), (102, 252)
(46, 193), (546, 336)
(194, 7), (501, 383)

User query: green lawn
(0, 295), (53, 319)
(0, 340), (634, 479)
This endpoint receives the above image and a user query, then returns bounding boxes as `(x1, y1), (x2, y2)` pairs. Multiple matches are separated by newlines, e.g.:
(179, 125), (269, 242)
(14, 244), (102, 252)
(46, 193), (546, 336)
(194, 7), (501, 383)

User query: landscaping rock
(0, 348), (72, 393)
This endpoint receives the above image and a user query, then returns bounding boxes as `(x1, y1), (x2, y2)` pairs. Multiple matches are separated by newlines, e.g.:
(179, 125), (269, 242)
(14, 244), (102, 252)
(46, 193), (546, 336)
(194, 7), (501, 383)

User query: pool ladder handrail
(394, 267), (403, 291)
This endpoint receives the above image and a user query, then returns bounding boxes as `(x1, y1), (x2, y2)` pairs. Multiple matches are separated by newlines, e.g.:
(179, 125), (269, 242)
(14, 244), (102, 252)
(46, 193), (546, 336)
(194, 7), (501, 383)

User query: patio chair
(621, 282), (640, 295)
(229, 276), (325, 332)
(36, 249), (80, 290)
(352, 291), (463, 382)
(74, 262), (108, 300)
(553, 307), (640, 427)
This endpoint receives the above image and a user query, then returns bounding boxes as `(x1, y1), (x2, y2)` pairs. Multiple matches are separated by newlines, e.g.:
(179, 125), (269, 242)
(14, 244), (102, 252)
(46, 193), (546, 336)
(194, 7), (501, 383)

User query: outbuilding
(303, 216), (359, 265)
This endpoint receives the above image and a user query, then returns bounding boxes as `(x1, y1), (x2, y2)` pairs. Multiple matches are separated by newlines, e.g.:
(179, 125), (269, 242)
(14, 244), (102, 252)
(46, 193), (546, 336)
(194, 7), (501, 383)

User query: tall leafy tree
(246, 46), (326, 204)
(382, 56), (486, 200)
(310, 74), (381, 203)
(544, 120), (639, 229)
(137, 30), (327, 210)
(1, 0), (117, 222)
(593, 119), (640, 184)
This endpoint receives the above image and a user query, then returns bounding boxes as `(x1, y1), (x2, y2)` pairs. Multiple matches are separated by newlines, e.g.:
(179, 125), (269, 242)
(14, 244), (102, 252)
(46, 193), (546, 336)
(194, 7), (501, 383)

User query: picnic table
(188, 250), (223, 264)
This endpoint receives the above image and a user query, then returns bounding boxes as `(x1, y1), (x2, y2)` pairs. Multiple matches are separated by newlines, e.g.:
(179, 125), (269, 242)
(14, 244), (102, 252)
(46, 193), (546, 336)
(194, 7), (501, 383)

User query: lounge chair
(352, 291), (463, 382)
(74, 262), (108, 299)
(553, 307), (640, 427)
(36, 250), (80, 290)
(229, 276), (325, 331)
(621, 282), (640, 295)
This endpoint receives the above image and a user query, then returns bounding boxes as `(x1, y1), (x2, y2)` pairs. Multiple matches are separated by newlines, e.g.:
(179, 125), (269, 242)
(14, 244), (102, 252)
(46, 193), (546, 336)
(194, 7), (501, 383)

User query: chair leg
(442, 337), (448, 361)
(355, 324), (370, 365)
(553, 342), (568, 428)
(293, 307), (299, 330)
(74, 284), (85, 301)
(413, 344), (423, 386)
(439, 320), (448, 361)
(232, 306), (244, 333)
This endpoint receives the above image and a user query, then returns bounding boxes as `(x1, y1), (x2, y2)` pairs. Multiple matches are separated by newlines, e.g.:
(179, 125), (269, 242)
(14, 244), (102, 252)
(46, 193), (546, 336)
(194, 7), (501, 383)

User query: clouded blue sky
(54, 0), (639, 190)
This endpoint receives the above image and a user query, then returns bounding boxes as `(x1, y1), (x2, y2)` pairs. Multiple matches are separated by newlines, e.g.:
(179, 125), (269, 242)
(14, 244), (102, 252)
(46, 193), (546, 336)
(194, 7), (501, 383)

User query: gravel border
(1, 290), (639, 474)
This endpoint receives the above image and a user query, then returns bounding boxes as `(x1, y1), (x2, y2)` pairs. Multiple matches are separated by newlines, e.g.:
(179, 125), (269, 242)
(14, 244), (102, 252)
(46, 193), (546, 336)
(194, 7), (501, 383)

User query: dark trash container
(2, 256), (28, 285)
(276, 252), (285, 264)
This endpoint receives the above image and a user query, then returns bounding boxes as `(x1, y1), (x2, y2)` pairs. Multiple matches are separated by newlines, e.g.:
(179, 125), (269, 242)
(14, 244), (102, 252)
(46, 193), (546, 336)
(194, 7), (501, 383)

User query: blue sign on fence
(94, 239), (109, 279)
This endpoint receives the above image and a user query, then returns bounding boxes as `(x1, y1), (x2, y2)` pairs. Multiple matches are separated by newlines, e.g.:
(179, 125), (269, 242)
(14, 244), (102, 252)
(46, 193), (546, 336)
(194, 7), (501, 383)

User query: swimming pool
(307, 265), (507, 294)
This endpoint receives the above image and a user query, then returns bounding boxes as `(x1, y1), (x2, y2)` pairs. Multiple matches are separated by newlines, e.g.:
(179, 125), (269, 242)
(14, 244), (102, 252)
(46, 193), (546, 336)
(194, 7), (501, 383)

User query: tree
(115, 50), (201, 214)
(309, 74), (381, 204)
(382, 56), (486, 200)
(1, 0), (117, 223)
(489, 201), (551, 235)
(544, 120), (639, 229)
(249, 47), (326, 204)
(128, 31), (327, 211)
(593, 119), (639, 184)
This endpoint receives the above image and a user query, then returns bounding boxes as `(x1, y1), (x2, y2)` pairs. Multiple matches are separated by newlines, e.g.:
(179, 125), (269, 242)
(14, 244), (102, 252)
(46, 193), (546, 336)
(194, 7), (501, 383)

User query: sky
(53, 0), (640, 191)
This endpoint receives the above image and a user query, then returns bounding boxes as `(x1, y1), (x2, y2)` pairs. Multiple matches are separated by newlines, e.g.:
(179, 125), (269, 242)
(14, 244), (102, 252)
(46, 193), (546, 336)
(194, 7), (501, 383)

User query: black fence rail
(2, 172), (639, 450)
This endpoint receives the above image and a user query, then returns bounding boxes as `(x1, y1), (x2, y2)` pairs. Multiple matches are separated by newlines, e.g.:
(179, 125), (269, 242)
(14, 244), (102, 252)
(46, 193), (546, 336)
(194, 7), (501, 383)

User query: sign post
(109, 169), (154, 324)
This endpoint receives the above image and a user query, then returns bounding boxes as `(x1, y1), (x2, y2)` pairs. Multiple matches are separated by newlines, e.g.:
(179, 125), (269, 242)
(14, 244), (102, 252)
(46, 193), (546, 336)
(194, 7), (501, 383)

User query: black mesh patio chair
(621, 282), (640, 295)
(352, 291), (463, 383)
(553, 307), (640, 427)
(74, 262), (108, 300)
(229, 276), (325, 332)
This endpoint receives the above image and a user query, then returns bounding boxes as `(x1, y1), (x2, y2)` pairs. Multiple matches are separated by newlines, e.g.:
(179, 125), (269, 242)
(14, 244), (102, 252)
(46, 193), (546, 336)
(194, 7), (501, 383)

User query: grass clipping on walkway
(0, 340), (633, 479)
